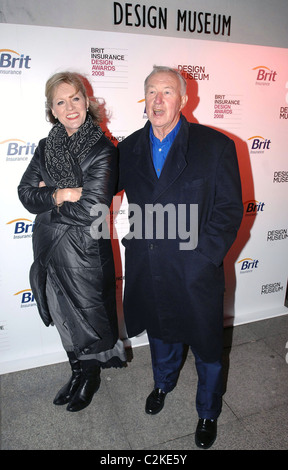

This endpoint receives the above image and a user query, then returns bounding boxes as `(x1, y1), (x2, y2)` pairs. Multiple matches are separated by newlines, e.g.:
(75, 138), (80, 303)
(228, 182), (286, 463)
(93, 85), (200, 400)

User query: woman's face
(51, 82), (89, 136)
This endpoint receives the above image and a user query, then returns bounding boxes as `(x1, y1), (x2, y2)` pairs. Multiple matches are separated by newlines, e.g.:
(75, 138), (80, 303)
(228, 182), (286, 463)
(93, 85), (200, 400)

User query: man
(118, 66), (243, 449)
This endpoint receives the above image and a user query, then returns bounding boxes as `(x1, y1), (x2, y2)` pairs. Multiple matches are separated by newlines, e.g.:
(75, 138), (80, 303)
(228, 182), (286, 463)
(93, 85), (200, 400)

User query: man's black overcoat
(118, 115), (243, 362)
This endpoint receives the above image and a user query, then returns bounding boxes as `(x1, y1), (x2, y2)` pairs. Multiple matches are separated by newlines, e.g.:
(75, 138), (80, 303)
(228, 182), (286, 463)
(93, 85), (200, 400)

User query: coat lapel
(132, 121), (158, 186)
(152, 133), (188, 202)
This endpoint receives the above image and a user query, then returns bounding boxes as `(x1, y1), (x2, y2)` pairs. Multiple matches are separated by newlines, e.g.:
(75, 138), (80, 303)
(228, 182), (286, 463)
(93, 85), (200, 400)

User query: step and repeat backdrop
(1, 22), (288, 373)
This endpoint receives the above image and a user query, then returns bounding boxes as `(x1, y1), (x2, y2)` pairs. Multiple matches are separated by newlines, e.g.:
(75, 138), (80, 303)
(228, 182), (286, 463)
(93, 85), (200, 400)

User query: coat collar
(133, 115), (189, 202)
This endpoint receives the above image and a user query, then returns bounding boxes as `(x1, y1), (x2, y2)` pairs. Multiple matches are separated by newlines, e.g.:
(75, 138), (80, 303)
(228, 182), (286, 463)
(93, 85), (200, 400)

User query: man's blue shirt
(150, 119), (181, 178)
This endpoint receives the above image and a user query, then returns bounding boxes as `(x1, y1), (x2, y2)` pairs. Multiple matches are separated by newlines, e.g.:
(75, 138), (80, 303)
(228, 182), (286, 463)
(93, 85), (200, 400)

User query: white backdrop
(1, 23), (287, 373)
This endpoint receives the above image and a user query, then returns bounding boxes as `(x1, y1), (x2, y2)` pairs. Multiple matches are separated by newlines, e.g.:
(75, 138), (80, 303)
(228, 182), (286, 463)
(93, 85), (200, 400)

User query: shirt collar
(149, 119), (181, 146)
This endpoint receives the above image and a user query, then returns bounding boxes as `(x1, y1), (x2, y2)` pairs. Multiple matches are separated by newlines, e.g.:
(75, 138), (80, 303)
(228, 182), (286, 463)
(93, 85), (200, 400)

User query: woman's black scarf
(45, 115), (103, 188)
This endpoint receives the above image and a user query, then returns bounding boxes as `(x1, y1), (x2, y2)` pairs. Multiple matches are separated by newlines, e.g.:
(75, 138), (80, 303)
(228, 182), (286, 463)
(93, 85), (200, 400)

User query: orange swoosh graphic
(247, 136), (264, 140)
(14, 289), (32, 296)
(0, 139), (26, 144)
(7, 218), (33, 224)
(252, 66), (270, 71)
(0, 49), (19, 55)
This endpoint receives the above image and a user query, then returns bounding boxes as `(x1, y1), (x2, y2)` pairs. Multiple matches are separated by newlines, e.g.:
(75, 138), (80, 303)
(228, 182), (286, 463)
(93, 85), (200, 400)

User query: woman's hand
(39, 181), (46, 187)
(54, 187), (83, 205)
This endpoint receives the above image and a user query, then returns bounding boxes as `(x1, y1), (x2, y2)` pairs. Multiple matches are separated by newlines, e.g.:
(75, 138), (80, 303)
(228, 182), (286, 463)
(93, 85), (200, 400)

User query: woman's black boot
(66, 360), (101, 412)
(53, 351), (82, 405)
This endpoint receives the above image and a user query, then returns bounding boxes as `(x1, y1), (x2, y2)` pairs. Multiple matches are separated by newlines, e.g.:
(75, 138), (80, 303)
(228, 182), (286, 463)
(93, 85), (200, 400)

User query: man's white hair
(144, 65), (187, 96)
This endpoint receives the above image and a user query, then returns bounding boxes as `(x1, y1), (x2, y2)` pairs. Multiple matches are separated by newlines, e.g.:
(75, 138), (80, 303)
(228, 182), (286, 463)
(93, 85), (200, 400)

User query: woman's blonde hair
(45, 71), (101, 125)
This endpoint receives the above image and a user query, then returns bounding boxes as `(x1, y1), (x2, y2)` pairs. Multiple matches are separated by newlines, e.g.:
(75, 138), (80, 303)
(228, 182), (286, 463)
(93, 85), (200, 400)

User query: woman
(18, 71), (126, 412)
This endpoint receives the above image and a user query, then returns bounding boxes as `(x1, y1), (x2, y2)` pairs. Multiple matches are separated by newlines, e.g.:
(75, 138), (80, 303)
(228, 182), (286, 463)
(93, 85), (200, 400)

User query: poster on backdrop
(0, 23), (287, 373)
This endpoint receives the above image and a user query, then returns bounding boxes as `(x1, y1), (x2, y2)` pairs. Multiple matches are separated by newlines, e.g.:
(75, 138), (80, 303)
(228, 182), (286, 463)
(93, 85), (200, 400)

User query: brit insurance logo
(253, 65), (277, 86)
(237, 257), (259, 273)
(244, 199), (265, 216)
(1, 139), (36, 162)
(6, 218), (34, 239)
(0, 49), (32, 75)
(248, 135), (271, 154)
(14, 289), (36, 308)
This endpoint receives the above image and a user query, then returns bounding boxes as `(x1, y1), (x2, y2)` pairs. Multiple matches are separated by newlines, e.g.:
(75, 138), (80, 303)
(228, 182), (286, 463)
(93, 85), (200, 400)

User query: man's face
(145, 71), (187, 140)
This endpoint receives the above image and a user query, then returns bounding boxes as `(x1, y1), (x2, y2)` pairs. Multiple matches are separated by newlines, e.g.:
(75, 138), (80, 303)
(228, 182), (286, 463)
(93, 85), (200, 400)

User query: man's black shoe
(195, 418), (217, 449)
(145, 388), (166, 415)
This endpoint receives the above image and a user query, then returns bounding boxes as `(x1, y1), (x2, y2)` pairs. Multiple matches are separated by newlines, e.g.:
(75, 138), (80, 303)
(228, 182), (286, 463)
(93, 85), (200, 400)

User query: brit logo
(14, 289), (36, 308)
(238, 258), (259, 273)
(0, 49), (32, 71)
(248, 136), (271, 154)
(7, 218), (34, 239)
(253, 65), (277, 84)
